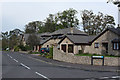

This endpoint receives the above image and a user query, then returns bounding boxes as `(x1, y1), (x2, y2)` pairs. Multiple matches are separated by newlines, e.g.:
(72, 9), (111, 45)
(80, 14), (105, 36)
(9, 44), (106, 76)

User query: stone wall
(53, 47), (120, 66)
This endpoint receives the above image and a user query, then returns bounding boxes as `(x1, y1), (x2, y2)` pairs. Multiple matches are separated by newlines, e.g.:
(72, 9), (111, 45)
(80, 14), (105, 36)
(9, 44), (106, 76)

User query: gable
(92, 30), (120, 43)
(60, 37), (74, 44)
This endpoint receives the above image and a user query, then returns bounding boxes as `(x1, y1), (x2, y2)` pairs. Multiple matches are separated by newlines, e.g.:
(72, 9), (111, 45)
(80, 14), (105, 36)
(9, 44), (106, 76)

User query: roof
(40, 37), (52, 45)
(51, 27), (87, 36)
(58, 35), (96, 45)
(91, 27), (120, 43)
(24, 32), (51, 42)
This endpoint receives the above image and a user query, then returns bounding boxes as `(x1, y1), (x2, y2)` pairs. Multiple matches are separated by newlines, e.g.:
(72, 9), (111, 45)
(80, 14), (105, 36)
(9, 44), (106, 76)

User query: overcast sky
(0, 0), (118, 32)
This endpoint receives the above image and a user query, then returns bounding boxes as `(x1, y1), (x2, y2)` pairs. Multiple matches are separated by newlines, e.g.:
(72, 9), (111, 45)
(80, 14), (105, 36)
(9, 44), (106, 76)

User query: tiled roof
(51, 27), (87, 35)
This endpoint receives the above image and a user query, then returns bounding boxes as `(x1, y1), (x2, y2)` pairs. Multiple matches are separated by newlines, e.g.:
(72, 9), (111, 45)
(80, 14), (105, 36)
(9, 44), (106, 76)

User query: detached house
(58, 27), (120, 56)
(40, 27), (87, 48)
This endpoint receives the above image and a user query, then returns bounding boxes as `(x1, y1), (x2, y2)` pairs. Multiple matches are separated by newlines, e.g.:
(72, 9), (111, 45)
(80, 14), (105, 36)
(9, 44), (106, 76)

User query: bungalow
(23, 32), (51, 52)
(58, 27), (120, 56)
(40, 27), (88, 49)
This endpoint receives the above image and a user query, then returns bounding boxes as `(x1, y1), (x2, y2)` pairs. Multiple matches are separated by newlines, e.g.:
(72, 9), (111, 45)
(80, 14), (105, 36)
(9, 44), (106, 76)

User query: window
(94, 43), (99, 48)
(113, 43), (120, 50)
(47, 45), (49, 48)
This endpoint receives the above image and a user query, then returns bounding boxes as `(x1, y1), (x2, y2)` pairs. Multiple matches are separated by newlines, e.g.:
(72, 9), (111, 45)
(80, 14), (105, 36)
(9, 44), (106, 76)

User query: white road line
(20, 63), (31, 70)
(111, 76), (120, 78)
(9, 56), (12, 59)
(35, 72), (50, 80)
(13, 59), (18, 62)
(7, 54), (9, 56)
(99, 77), (109, 79)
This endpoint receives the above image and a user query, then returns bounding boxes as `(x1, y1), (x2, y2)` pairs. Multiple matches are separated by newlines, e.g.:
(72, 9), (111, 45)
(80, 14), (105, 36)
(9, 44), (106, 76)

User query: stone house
(40, 27), (87, 49)
(58, 27), (120, 56)
(23, 32), (51, 51)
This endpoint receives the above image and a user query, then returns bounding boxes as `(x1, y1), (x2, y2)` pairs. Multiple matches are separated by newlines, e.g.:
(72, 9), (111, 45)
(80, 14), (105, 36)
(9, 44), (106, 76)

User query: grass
(75, 53), (120, 57)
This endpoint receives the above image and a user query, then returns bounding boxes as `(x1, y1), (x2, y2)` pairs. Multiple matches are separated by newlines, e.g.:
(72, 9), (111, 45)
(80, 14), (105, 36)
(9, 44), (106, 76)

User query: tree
(56, 8), (79, 28)
(26, 34), (40, 49)
(9, 29), (24, 49)
(81, 10), (115, 35)
(2, 29), (24, 50)
(1, 31), (9, 50)
(25, 21), (41, 33)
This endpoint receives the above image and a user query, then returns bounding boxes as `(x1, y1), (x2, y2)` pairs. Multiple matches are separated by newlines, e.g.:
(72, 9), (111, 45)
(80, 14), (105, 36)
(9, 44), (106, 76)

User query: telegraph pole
(107, 0), (120, 27)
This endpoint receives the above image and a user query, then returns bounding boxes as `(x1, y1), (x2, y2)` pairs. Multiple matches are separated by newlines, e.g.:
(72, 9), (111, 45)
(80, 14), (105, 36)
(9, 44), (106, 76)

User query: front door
(102, 43), (108, 53)
(61, 44), (66, 52)
(68, 44), (74, 53)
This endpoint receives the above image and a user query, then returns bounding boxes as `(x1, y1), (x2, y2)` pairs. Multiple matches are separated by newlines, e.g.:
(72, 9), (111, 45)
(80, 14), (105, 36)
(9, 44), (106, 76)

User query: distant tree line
(1, 29), (24, 50)
(25, 8), (115, 35)
(1, 8), (116, 51)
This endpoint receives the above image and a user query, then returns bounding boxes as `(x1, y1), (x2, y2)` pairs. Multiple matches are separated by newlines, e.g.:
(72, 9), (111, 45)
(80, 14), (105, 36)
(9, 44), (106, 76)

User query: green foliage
(18, 45), (26, 51)
(25, 8), (79, 34)
(75, 53), (120, 57)
(28, 50), (33, 54)
(81, 10), (115, 35)
(14, 46), (20, 52)
(49, 47), (53, 58)
(25, 45), (32, 51)
(26, 34), (40, 49)
(2, 29), (24, 51)
(78, 50), (83, 54)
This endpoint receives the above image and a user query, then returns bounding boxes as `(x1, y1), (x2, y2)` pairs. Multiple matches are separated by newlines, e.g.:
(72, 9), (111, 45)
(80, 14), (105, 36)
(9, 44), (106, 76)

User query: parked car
(40, 48), (49, 53)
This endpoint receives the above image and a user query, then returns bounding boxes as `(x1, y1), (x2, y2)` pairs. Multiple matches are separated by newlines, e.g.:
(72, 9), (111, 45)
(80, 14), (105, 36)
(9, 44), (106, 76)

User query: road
(2, 51), (119, 80)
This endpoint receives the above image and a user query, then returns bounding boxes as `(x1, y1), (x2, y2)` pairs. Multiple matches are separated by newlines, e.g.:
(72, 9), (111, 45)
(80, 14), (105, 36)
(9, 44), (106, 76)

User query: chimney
(70, 27), (73, 34)
(118, 4), (120, 27)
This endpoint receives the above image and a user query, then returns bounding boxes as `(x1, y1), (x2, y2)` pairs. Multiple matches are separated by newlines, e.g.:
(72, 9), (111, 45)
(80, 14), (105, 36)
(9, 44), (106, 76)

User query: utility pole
(107, 0), (120, 27)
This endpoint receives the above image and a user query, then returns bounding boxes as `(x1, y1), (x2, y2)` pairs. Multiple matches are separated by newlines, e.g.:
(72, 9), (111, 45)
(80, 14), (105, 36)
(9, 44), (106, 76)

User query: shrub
(49, 47), (53, 58)
(18, 45), (26, 51)
(79, 50), (82, 54)
(14, 46), (20, 52)
(25, 45), (32, 51)
(28, 50), (32, 54)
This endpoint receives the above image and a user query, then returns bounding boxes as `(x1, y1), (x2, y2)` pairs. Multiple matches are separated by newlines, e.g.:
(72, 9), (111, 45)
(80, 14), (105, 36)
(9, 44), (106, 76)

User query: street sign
(92, 56), (104, 58)
(91, 56), (104, 66)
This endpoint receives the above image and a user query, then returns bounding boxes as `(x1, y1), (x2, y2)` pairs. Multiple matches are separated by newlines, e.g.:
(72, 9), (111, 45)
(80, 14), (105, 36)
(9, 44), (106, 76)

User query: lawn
(75, 53), (120, 57)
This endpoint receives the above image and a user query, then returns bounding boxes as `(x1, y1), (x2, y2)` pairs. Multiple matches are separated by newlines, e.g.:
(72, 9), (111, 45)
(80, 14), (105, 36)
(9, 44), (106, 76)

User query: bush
(46, 56), (53, 59)
(14, 46), (20, 52)
(18, 45), (26, 51)
(49, 47), (53, 58)
(79, 50), (82, 54)
(28, 50), (32, 54)
(25, 45), (32, 51)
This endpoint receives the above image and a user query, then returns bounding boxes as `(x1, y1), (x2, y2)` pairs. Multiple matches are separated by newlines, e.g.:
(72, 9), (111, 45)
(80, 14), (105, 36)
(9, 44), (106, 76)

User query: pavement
(19, 51), (120, 72)
(2, 51), (120, 79)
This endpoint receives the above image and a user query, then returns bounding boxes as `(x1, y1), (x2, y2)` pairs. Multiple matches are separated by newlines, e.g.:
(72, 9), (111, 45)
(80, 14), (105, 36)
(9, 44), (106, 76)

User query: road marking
(7, 54), (9, 56)
(35, 72), (50, 80)
(20, 63), (31, 70)
(111, 76), (120, 78)
(9, 56), (12, 59)
(13, 59), (18, 62)
(99, 76), (109, 79)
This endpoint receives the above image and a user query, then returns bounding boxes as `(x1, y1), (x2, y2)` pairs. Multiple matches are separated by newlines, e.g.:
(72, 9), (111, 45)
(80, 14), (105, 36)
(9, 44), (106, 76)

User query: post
(118, 4), (120, 27)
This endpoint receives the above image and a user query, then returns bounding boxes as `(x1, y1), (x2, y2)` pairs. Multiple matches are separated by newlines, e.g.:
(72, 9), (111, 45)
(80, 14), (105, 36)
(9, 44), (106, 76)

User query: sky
(0, 0), (119, 32)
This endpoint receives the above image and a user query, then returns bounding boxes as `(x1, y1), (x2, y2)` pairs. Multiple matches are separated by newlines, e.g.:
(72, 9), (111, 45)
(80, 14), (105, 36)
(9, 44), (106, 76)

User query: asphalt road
(2, 51), (119, 80)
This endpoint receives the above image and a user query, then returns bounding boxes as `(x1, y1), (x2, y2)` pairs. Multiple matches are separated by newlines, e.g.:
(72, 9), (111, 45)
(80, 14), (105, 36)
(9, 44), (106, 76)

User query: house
(23, 32), (51, 51)
(40, 27), (87, 49)
(58, 27), (120, 56)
